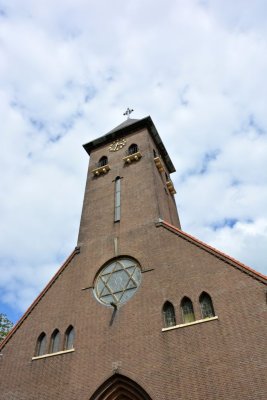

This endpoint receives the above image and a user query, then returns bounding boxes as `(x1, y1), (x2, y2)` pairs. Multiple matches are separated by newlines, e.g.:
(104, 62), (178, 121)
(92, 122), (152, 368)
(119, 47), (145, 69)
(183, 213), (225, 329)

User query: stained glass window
(95, 258), (142, 306)
(181, 297), (195, 323)
(36, 332), (47, 356)
(163, 301), (176, 327)
(64, 326), (75, 350)
(50, 329), (60, 353)
(200, 292), (215, 318)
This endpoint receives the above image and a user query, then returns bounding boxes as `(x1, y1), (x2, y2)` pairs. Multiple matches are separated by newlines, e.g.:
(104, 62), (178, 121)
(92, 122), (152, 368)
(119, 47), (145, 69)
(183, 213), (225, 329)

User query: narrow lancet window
(163, 301), (176, 327)
(35, 332), (47, 356)
(181, 297), (195, 324)
(64, 326), (75, 350)
(50, 329), (60, 353)
(114, 176), (121, 222)
(200, 292), (215, 318)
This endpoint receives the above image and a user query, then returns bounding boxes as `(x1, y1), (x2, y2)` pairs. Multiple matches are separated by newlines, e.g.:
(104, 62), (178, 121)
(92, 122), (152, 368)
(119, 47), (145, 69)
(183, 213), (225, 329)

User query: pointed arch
(199, 291), (215, 318)
(64, 325), (75, 350)
(181, 296), (195, 323)
(90, 374), (152, 400)
(162, 301), (176, 327)
(35, 332), (47, 356)
(50, 329), (60, 353)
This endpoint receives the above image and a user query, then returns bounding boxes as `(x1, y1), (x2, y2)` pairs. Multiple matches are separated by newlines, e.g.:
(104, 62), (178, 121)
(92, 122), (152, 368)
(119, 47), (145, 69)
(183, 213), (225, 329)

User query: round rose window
(94, 258), (142, 306)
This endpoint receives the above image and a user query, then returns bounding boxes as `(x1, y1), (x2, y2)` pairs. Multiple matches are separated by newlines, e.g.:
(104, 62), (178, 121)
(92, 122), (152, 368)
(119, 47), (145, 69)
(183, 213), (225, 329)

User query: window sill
(162, 316), (218, 332)
(32, 348), (75, 360)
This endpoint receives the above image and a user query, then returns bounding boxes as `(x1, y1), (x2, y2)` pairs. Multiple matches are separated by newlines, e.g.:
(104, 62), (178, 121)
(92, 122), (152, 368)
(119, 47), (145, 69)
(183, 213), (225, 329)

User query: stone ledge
(32, 348), (75, 360)
(162, 316), (218, 332)
(91, 164), (110, 176)
(122, 151), (142, 163)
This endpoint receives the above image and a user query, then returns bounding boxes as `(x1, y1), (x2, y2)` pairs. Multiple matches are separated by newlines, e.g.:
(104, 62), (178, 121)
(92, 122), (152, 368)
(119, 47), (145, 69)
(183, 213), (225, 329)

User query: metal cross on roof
(123, 107), (134, 119)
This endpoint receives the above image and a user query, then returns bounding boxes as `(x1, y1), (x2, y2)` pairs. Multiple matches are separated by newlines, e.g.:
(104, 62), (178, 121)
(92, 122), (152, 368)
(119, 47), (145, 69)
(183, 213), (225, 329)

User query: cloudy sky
(1, 0), (267, 324)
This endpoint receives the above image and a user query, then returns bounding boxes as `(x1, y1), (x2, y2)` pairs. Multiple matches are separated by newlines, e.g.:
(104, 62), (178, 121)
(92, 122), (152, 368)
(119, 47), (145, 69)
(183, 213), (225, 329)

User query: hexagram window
(199, 292), (215, 318)
(35, 332), (47, 356)
(50, 329), (60, 353)
(95, 258), (142, 306)
(181, 297), (195, 323)
(163, 301), (176, 327)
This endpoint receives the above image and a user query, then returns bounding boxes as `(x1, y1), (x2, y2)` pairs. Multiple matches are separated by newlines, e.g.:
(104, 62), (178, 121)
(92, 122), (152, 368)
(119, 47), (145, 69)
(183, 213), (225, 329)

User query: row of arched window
(163, 292), (215, 328)
(35, 325), (75, 357)
(97, 144), (139, 167)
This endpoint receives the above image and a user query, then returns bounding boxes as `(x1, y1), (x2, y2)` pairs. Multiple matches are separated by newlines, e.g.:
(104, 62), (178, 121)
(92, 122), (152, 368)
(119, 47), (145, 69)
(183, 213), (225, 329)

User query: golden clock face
(109, 138), (126, 152)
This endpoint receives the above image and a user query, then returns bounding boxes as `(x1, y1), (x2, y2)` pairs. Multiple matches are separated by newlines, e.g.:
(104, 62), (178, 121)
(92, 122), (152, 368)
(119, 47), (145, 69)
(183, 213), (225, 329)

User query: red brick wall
(1, 125), (266, 400)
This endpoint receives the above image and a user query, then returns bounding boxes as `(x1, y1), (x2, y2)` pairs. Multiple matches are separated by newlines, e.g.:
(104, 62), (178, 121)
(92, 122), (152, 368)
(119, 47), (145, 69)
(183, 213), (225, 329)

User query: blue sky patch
(30, 118), (45, 131)
(199, 149), (220, 174)
(211, 218), (238, 231)
(248, 114), (265, 135)
(84, 85), (97, 103)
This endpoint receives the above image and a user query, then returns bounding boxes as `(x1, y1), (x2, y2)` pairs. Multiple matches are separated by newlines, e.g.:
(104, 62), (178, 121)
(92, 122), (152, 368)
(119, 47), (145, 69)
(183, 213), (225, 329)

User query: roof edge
(0, 247), (80, 351)
(156, 220), (267, 284)
(83, 116), (176, 173)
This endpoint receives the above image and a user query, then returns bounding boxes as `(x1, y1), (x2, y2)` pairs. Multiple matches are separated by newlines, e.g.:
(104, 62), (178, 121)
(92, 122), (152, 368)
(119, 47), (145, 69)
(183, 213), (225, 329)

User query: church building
(0, 114), (266, 399)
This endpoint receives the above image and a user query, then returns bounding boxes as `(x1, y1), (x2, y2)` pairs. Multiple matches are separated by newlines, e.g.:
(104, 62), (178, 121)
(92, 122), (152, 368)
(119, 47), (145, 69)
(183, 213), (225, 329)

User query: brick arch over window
(128, 143), (139, 155)
(64, 325), (75, 350)
(50, 328), (60, 353)
(181, 296), (195, 324)
(199, 291), (215, 318)
(35, 332), (47, 356)
(162, 301), (176, 327)
(90, 374), (152, 400)
(98, 156), (108, 167)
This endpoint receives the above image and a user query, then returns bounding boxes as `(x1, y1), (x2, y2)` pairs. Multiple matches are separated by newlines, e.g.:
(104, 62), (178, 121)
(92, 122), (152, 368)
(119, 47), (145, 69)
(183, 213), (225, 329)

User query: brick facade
(0, 117), (266, 399)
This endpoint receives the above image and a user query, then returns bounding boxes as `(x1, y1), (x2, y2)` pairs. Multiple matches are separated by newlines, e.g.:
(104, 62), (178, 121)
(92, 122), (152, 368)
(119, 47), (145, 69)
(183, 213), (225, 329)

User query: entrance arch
(90, 374), (152, 400)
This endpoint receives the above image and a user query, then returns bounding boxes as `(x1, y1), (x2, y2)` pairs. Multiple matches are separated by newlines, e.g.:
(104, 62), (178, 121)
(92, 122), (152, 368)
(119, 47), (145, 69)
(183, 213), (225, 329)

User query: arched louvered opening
(64, 325), (75, 350)
(50, 329), (60, 353)
(181, 297), (195, 324)
(163, 301), (176, 327)
(90, 374), (152, 400)
(35, 332), (47, 356)
(199, 292), (215, 318)
(98, 156), (108, 167)
(128, 143), (139, 155)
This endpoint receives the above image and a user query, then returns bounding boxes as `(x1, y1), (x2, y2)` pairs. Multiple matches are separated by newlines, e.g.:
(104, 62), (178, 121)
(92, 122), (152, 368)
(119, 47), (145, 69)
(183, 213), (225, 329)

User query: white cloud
(0, 0), (266, 322)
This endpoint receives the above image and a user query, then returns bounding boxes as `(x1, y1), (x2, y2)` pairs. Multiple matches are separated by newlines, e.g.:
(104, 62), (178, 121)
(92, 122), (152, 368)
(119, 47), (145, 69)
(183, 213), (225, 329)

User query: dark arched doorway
(90, 374), (152, 400)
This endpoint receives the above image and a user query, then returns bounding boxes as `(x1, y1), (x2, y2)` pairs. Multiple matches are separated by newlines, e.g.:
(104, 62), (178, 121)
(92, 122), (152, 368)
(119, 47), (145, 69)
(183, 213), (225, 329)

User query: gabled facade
(0, 116), (266, 400)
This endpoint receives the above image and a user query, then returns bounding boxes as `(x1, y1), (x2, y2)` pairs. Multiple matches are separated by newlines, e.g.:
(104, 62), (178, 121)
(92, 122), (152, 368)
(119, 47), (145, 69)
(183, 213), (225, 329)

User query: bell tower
(78, 115), (181, 247)
(1, 114), (266, 400)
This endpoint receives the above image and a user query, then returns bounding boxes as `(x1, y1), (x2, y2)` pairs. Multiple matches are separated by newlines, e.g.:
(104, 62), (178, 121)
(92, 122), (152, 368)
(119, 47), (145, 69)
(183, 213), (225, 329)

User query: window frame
(163, 301), (176, 328)
(35, 332), (47, 356)
(114, 176), (121, 222)
(50, 329), (61, 353)
(64, 325), (75, 350)
(199, 292), (215, 319)
(181, 297), (195, 324)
